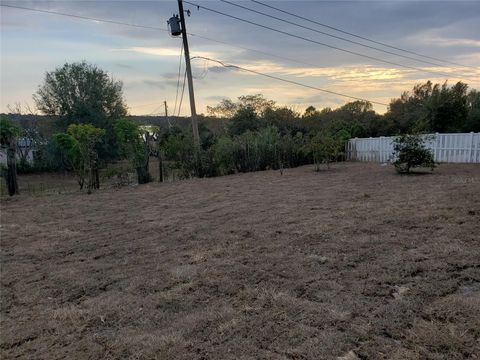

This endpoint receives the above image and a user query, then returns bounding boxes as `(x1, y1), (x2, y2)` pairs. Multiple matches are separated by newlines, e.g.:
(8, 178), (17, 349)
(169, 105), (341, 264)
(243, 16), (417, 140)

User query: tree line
(1, 61), (479, 195)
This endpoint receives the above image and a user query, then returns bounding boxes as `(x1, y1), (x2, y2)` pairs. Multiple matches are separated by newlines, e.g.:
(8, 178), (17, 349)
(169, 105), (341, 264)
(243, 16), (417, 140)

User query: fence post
(369, 137), (372, 162)
(469, 132), (474, 163)
(354, 137), (358, 161)
(379, 136), (383, 162)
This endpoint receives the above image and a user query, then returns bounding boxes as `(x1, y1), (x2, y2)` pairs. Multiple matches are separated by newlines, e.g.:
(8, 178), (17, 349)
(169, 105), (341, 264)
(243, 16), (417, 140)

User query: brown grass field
(1, 163), (479, 359)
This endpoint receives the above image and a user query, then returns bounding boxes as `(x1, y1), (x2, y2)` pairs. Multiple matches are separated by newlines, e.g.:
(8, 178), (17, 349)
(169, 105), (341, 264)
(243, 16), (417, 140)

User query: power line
(2, 3), (178, 117)
(185, 1), (462, 79)
(0, 3), (170, 32)
(147, 104), (164, 116)
(221, 0), (452, 70)
(252, 0), (476, 70)
(191, 56), (389, 107)
(177, 70), (187, 116)
(173, 43), (184, 116)
(0, 3), (338, 80)
(129, 101), (166, 109)
(2, 2), (467, 111)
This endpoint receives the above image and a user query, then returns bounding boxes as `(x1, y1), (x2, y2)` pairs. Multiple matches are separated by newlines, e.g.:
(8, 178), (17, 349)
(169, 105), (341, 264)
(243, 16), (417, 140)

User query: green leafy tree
(207, 94), (275, 118)
(237, 94), (276, 115)
(263, 107), (300, 134)
(392, 134), (435, 174)
(302, 106), (319, 118)
(0, 118), (22, 195)
(206, 99), (238, 118)
(306, 130), (346, 171)
(54, 124), (105, 190)
(114, 119), (152, 184)
(387, 81), (472, 133)
(228, 107), (262, 136)
(464, 89), (480, 131)
(34, 61), (127, 159)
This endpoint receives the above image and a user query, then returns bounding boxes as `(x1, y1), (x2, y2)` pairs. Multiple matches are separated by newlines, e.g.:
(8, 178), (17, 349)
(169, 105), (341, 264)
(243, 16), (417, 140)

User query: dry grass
(1, 162), (479, 359)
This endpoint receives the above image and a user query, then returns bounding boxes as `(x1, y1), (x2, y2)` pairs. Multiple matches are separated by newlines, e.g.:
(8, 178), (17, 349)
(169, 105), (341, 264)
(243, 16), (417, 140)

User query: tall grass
(161, 126), (312, 178)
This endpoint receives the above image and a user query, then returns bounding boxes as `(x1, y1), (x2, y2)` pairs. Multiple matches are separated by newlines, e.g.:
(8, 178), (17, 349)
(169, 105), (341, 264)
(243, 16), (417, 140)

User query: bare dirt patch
(1, 163), (479, 359)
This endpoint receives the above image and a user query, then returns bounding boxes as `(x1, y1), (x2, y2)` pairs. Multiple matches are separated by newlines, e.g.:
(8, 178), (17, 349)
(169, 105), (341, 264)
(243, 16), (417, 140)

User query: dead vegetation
(1, 163), (479, 359)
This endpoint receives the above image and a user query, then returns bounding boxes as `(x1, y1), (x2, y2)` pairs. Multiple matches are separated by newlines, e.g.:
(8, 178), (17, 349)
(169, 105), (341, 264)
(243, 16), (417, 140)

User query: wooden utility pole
(163, 100), (168, 117)
(177, 0), (200, 147)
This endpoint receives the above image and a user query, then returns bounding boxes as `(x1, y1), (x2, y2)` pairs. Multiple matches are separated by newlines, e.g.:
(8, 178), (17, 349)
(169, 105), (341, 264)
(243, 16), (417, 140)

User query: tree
(228, 107), (261, 136)
(263, 107), (300, 134)
(0, 118), (22, 195)
(386, 81), (471, 133)
(54, 124), (105, 190)
(303, 106), (319, 118)
(207, 94), (275, 118)
(392, 134), (435, 174)
(237, 94), (275, 115)
(206, 99), (237, 118)
(34, 61), (127, 159)
(306, 130), (346, 171)
(465, 90), (480, 131)
(114, 119), (152, 184)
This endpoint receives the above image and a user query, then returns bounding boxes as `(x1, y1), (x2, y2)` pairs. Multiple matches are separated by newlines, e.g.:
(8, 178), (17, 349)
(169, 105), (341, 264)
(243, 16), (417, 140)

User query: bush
(53, 123), (105, 190)
(305, 130), (346, 171)
(228, 107), (262, 136)
(114, 118), (152, 184)
(212, 136), (237, 176)
(392, 134), (435, 174)
(17, 140), (66, 174)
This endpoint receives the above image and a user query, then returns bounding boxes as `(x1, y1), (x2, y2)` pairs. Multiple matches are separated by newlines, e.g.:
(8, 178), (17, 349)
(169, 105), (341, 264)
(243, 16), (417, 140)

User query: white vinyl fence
(345, 132), (480, 163)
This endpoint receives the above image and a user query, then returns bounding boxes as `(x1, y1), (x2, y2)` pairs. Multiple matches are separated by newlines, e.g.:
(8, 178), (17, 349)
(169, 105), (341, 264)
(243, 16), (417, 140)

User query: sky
(1, 0), (479, 116)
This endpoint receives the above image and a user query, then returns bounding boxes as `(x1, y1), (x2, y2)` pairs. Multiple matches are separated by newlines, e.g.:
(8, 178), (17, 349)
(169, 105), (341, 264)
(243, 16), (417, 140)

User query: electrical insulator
(168, 15), (181, 36)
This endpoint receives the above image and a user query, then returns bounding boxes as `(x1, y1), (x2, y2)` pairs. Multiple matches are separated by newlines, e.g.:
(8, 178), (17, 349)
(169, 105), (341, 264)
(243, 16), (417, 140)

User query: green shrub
(114, 118), (152, 184)
(278, 132), (308, 168)
(212, 136), (237, 175)
(392, 134), (435, 174)
(53, 123), (105, 190)
(228, 107), (262, 136)
(305, 130), (346, 170)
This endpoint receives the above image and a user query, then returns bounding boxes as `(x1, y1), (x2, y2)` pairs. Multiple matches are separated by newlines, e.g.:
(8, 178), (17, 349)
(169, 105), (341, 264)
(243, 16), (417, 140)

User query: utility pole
(177, 0), (200, 147)
(163, 100), (168, 117)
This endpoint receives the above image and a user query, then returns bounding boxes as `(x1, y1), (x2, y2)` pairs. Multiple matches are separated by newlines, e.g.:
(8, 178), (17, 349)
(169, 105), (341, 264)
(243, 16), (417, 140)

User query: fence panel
(346, 132), (480, 163)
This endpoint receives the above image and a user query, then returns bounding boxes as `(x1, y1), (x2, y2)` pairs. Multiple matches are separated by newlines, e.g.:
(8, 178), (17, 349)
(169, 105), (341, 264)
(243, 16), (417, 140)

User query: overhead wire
(177, 70), (187, 116)
(251, 0), (476, 70)
(6, 2), (461, 85)
(184, 0), (464, 79)
(193, 58), (210, 80)
(221, 0), (451, 70)
(189, 32), (326, 70)
(129, 101), (166, 109)
(4, 2), (472, 73)
(1, 3), (335, 79)
(3, 2), (469, 111)
(191, 56), (389, 107)
(0, 3), (170, 32)
(147, 104), (164, 116)
(173, 42), (184, 116)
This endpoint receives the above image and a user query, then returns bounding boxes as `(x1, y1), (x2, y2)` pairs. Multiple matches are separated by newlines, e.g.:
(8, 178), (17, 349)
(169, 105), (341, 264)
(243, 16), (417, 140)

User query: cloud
(111, 47), (217, 59)
(423, 37), (480, 48)
(115, 63), (133, 69)
(143, 80), (165, 89)
(205, 95), (228, 101)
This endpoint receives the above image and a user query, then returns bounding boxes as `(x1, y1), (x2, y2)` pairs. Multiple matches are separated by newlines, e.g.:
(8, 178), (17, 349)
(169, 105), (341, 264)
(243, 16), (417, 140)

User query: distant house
(0, 138), (35, 165)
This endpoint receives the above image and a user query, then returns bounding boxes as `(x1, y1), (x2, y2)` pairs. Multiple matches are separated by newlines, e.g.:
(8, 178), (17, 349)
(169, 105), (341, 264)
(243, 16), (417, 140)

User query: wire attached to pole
(191, 56), (389, 107)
